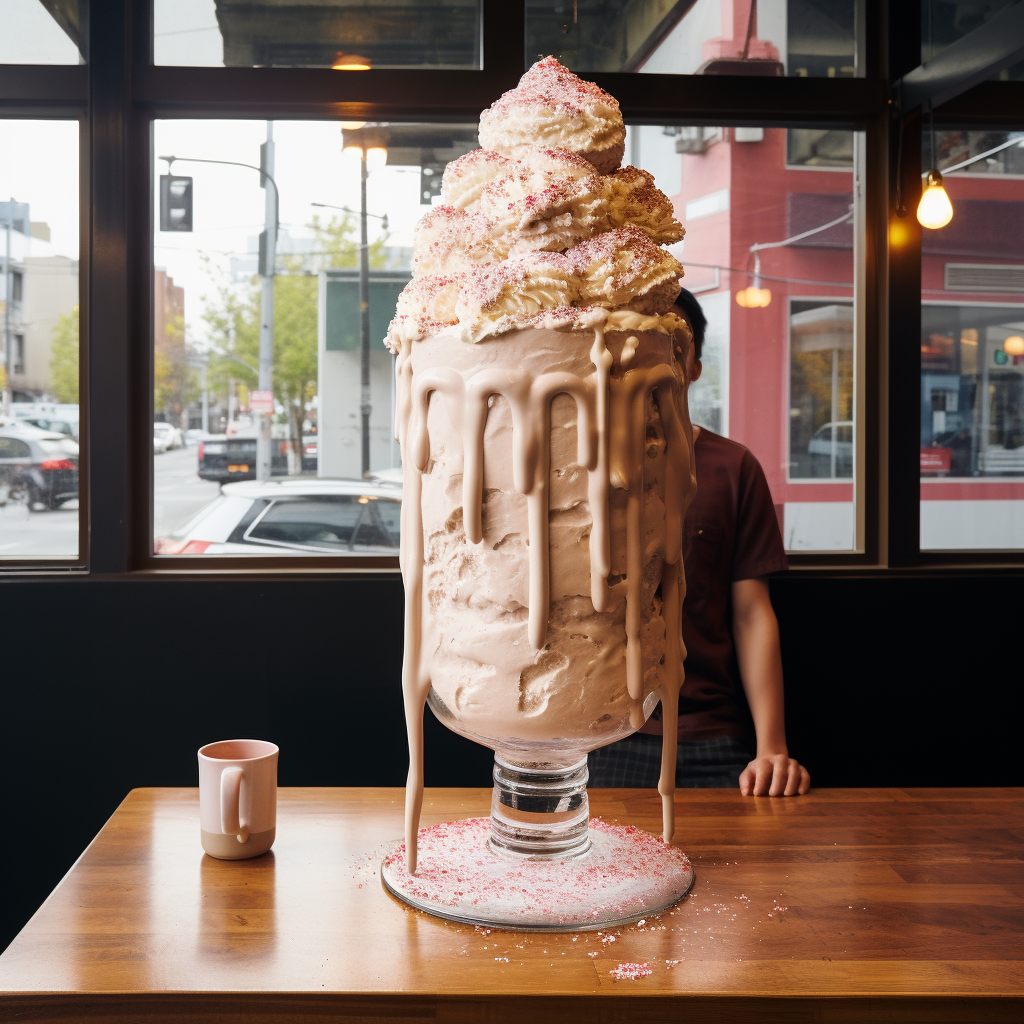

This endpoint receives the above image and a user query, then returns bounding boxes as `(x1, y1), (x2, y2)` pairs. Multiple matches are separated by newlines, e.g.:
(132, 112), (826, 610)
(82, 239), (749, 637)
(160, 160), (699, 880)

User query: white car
(153, 422), (182, 453)
(807, 420), (853, 476)
(154, 477), (402, 555)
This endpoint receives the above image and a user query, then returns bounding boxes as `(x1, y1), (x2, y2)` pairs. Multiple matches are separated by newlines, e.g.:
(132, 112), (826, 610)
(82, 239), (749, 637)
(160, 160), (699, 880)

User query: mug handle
(220, 767), (250, 843)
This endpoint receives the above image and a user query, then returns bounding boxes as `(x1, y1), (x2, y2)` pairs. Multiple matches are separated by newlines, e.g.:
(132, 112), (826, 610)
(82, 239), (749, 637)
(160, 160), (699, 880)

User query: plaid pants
(588, 733), (752, 789)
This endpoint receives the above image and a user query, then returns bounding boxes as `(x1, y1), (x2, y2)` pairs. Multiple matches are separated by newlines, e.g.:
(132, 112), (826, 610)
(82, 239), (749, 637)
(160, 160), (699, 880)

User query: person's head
(673, 286), (707, 385)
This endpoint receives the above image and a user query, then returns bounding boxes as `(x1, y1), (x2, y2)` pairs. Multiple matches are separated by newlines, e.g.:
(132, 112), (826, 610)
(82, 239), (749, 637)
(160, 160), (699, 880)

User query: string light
(735, 251), (772, 308)
(918, 104), (953, 229)
(1004, 335), (1024, 357)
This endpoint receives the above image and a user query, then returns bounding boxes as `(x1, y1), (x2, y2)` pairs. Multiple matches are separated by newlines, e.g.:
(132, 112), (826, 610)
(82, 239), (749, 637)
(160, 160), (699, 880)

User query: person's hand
(739, 754), (810, 796)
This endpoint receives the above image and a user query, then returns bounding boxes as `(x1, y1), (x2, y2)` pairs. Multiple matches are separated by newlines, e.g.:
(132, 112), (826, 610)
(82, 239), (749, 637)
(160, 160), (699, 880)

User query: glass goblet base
(381, 756), (694, 931)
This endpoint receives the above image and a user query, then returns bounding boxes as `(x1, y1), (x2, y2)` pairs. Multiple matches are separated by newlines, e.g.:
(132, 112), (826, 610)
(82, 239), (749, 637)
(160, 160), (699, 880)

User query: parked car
(154, 477), (402, 554)
(153, 422), (182, 452)
(807, 420), (853, 478)
(0, 424), (79, 510)
(18, 415), (79, 442)
(197, 433), (317, 480)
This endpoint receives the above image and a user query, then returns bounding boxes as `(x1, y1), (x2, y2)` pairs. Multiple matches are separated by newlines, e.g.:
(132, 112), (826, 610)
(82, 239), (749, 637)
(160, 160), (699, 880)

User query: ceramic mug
(198, 739), (278, 860)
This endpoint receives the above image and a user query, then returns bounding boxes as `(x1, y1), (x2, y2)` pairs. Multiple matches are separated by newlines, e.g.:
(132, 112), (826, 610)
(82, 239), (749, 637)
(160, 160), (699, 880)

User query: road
(154, 446), (222, 537)
(1, 447), (221, 562)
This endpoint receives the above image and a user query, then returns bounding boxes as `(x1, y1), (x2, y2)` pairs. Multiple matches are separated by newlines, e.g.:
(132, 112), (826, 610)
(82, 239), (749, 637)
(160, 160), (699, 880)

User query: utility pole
(359, 146), (371, 477)
(3, 199), (13, 416)
(256, 121), (277, 480)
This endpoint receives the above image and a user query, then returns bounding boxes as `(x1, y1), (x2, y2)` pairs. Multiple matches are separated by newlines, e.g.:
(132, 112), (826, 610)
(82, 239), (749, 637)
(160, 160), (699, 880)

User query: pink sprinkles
(484, 56), (620, 118)
(381, 817), (693, 929)
(610, 962), (653, 980)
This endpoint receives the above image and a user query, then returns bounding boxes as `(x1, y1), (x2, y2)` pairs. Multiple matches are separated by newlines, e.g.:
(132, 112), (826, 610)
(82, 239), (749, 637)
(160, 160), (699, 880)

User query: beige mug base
(201, 827), (276, 860)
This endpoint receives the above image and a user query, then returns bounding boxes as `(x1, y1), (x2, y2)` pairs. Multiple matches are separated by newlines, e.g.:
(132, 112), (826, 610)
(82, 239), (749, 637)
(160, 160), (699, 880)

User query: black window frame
(1, 0), (1023, 577)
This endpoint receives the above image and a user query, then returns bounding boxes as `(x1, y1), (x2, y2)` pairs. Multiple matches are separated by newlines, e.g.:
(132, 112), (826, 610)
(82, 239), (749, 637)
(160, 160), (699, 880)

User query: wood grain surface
(0, 787), (1021, 1023)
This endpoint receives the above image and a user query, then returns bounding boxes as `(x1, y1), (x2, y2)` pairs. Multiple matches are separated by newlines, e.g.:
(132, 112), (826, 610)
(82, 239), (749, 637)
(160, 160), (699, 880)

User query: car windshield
(246, 496), (401, 552)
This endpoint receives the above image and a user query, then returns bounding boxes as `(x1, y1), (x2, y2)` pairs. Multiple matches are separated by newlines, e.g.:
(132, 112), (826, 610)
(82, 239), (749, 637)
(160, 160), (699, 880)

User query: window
(526, 0), (861, 78)
(4, 1), (1020, 573)
(154, 0), (482, 68)
(0, 120), (81, 562)
(0, 437), (32, 459)
(0, 0), (87, 63)
(151, 119), (475, 556)
(633, 124), (862, 553)
(921, 127), (1024, 551)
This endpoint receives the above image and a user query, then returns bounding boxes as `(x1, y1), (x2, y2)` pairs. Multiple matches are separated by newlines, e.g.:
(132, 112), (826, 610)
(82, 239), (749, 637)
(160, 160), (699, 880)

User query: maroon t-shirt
(642, 428), (788, 742)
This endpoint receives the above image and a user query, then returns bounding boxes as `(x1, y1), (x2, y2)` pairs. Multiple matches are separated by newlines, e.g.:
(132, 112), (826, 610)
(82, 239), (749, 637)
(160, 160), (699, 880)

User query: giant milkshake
(388, 59), (697, 919)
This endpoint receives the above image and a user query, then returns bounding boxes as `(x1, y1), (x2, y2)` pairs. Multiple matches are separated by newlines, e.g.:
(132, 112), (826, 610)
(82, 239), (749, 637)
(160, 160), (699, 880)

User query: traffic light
(159, 175), (193, 231)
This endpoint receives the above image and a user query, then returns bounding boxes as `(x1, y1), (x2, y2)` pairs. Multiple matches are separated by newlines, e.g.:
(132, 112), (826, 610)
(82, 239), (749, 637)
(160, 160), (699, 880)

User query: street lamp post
(358, 146), (371, 478)
(311, 198), (390, 476)
(3, 198), (14, 416)
(340, 129), (388, 478)
(256, 122), (277, 481)
(159, 129), (280, 478)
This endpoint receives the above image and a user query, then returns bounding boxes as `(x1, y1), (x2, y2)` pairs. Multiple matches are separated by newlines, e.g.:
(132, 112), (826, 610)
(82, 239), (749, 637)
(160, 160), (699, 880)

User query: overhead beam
(899, 1), (1024, 111)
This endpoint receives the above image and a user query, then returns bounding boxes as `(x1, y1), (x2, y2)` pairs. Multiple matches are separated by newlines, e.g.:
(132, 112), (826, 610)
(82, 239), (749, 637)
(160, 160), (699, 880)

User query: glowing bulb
(332, 53), (371, 70)
(1004, 335), (1024, 357)
(342, 144), (362, 163)
(366, 146), (388, 170)
(917, 170), (953, 229)
(340, 120), (367, 129)
(736, 286), (772, 308)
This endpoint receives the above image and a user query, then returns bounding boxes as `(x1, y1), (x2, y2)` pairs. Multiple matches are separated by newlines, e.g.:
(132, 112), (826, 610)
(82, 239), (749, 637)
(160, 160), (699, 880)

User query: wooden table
(0, 787), (1021, 1023)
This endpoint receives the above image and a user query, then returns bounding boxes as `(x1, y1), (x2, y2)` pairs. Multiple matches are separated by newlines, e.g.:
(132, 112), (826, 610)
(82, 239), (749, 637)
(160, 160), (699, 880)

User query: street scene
(0, 444), (219, 560)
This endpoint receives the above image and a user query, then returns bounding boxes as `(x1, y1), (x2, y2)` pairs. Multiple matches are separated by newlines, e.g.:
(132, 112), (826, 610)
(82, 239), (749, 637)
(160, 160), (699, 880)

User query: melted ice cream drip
(395, 312), (695, 872)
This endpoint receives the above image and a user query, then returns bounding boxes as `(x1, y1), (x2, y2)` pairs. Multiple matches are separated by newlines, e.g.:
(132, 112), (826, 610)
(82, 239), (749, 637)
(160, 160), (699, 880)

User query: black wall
(2, 573), (1020, 952)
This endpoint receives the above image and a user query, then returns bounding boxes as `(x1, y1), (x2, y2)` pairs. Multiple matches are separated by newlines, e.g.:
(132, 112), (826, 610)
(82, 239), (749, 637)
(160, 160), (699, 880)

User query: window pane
(638, 124), (861, 552)
(527, 0), (860, 78)
(154, 0), (480, 68)
(922, 1), (1024, 81)
(152, 119), (475, 557)
(0, 0), (86, 63)
(152, 118), (860, 558)
(1, 120), (80, 561)
(921, 128), (1024, 550)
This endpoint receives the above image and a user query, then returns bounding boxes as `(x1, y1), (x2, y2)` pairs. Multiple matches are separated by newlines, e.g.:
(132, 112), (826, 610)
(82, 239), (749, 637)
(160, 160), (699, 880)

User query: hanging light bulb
(917, 169), (953, 229)
(735, 251), (772, 308)
(736, 285), (772, 308)
(1004, 335), (1024, 357)
(366, 146), (388, 171)
(918, 104), (953, 229)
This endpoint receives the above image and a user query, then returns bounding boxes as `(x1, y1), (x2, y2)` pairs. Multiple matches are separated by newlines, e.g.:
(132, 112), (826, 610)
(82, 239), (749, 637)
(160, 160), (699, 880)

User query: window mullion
(88, 0), (133, 573)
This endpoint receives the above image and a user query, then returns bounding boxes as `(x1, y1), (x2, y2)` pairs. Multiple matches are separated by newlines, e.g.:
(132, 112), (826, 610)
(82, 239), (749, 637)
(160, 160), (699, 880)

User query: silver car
(154, 477), (402, 554)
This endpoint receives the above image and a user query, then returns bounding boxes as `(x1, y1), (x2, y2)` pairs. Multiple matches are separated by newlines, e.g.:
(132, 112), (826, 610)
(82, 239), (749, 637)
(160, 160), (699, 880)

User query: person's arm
(731, 577), (810, 797)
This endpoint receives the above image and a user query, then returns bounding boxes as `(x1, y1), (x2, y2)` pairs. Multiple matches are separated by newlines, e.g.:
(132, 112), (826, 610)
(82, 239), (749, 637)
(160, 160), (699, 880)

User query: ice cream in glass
(382, 57), (697, 928)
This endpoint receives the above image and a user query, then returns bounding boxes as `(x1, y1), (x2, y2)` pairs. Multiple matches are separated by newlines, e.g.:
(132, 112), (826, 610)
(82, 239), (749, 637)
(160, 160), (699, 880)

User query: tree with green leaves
(200, 213), (388, 466)
(155, 311), (198, 426)
(49, 305), (79, 403)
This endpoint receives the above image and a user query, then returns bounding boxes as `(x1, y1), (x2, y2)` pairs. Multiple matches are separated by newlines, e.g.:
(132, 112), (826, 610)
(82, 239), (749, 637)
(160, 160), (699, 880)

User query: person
(589, 288), (811, 797)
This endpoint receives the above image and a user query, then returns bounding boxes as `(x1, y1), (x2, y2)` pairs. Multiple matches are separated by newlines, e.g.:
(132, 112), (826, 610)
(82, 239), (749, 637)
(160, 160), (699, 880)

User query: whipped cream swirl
(387, 57), (687, 352)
